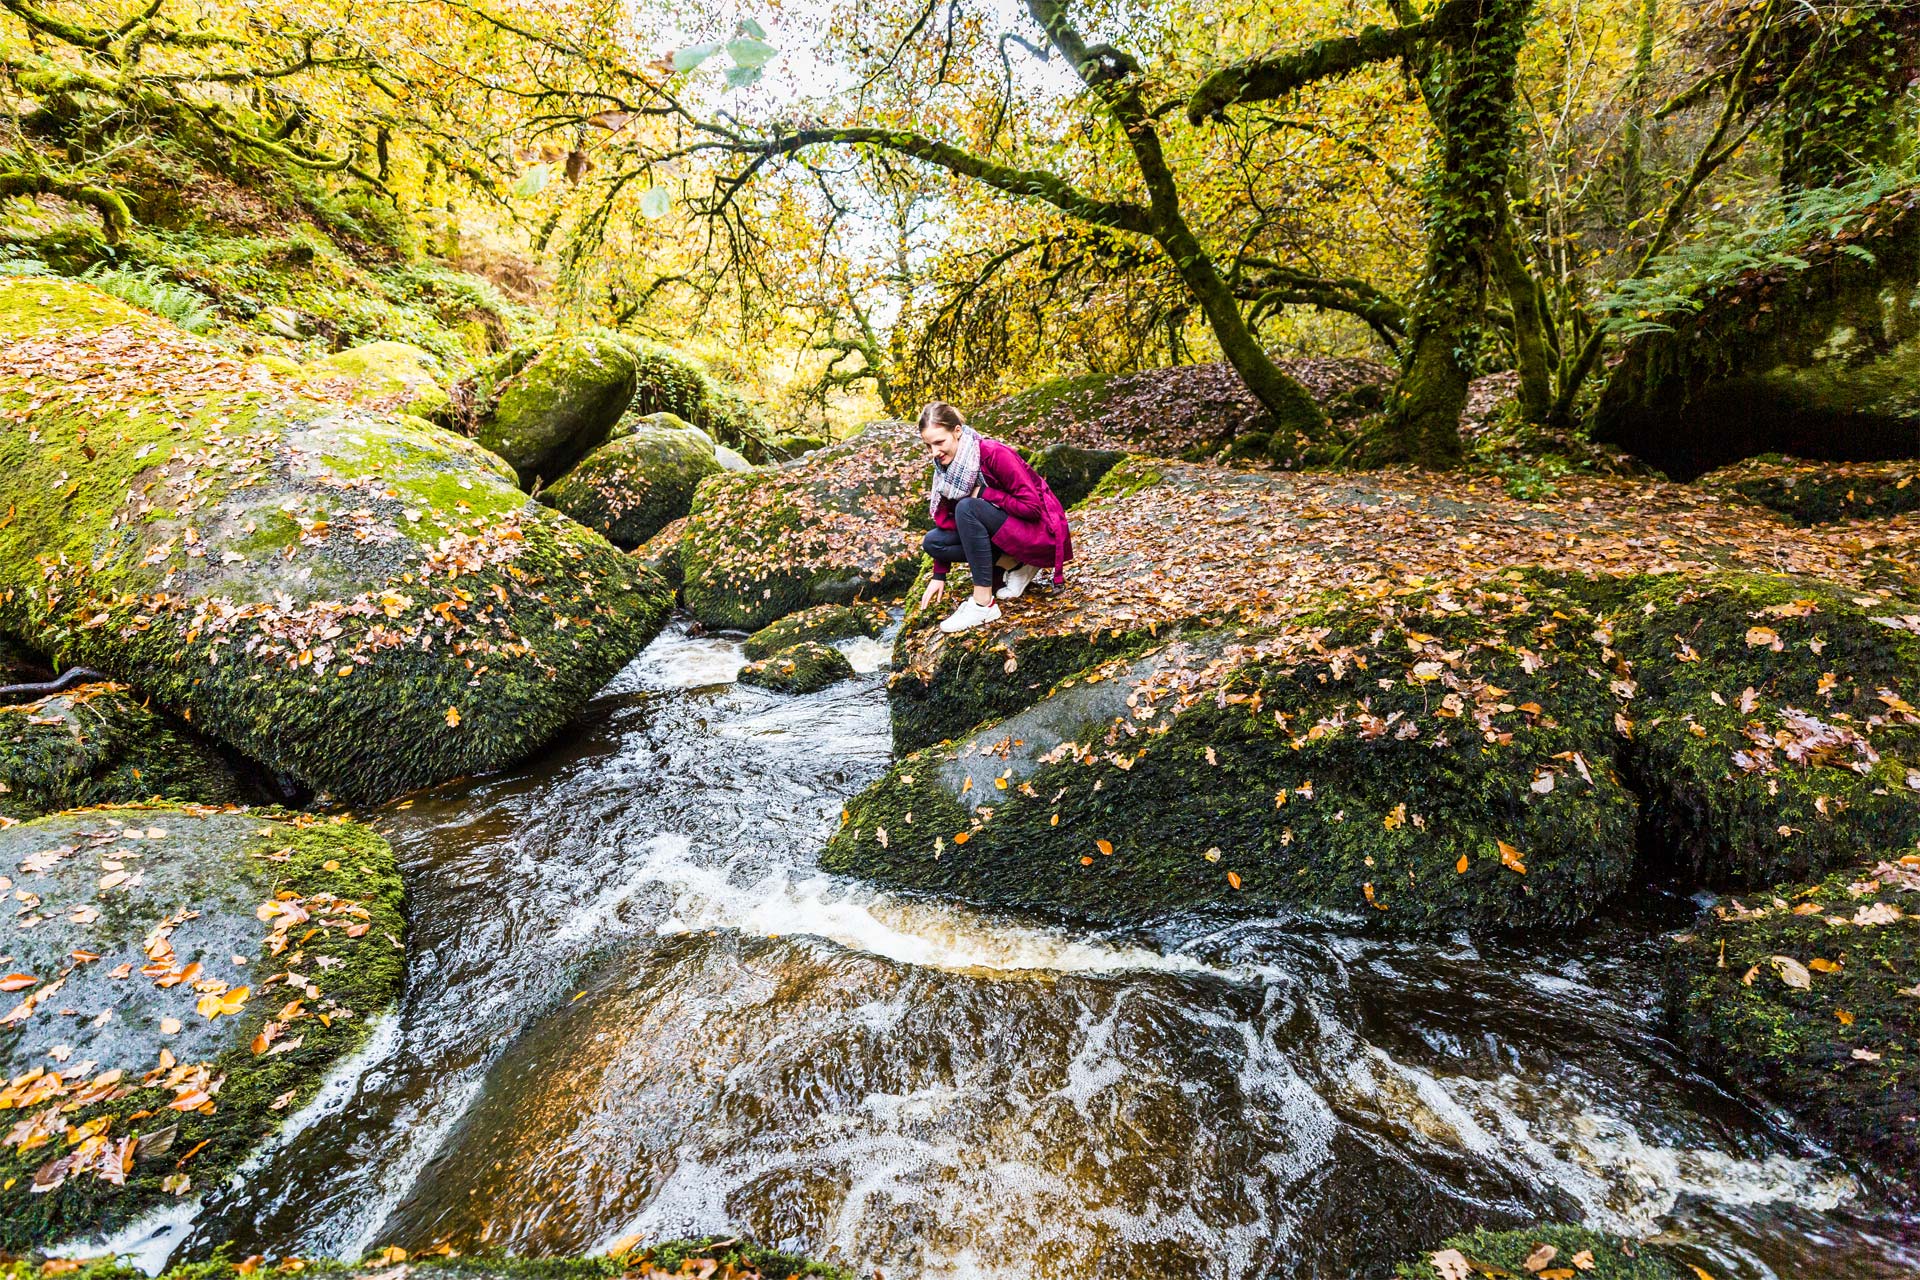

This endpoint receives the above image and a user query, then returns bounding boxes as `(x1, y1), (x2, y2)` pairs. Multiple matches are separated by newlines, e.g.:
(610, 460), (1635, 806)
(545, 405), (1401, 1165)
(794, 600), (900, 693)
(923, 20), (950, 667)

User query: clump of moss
(1664, 853), (1919, 1200)
(303, 341), (452, 422)
(539, 416), (721, 548)
(744, 602), (890, 660)
(0, 682), (246, 818)
(1392, 1225), (1684, 1279)
(1018, 442), (1125, 509)
(1699, 456), (1920, 525)
(0, 803), (406, 1249)
(739, 640), (855, 694)
(1615, 573), (1920, 888)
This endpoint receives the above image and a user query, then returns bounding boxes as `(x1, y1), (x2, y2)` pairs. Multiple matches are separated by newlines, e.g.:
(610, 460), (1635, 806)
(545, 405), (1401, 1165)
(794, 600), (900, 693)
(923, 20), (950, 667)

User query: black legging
(922, 496), (1008, 589)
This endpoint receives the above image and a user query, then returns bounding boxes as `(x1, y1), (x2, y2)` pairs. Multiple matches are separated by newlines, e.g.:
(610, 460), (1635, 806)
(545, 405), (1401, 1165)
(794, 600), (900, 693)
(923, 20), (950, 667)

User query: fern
(0, 250), (51, 277)
(1598, 165), (1915, 336)
(79, 262), (217, 334)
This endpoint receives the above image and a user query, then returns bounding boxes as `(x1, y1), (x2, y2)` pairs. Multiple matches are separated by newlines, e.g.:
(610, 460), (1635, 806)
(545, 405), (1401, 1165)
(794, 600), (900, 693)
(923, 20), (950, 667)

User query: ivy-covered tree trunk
(1390, 0), (1533, 464)
(1491, 203), (1554, 421)
(1779, 3), (1919, 192)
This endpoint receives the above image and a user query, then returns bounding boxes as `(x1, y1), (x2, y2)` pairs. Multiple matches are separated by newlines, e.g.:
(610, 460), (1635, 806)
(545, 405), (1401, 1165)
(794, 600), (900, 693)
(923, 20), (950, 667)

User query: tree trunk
(1390, 0), (1533, 465)
(1620, 0), (1657, 222)
(1491, 203), (1553, 421)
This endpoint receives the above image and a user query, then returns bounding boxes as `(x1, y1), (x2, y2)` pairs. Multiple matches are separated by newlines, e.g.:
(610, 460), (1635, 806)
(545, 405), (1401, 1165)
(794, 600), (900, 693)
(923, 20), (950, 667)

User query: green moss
(0, 803), (406, 1249)
(0, 682), (245, 818)
(0, 278), (672, 804)
(835, 583), (1641, 931)
(1081, 456), (1165, 503)
(615, 337), (771, 460)
(738, 640), (855, 694)
(1017, 442), (1125, 509)
(539, 418), (721, 549)
(1614, 574), (1920, 887)
(1663, 854), (1919, 1198)
(1700, 456), (1920, 525)
(1392, 1225), (1684, 1279)
(679, 423), (923, 632)
(744, 602), (890, 660)
(8, 1240), (851, 1280)
(303, 341), (451, 422)
(476, 331), (638, 487)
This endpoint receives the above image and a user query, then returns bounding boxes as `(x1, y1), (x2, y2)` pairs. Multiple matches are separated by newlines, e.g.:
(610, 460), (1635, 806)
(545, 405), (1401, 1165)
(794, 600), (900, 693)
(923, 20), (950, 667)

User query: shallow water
(141, 622), (1917, 1278)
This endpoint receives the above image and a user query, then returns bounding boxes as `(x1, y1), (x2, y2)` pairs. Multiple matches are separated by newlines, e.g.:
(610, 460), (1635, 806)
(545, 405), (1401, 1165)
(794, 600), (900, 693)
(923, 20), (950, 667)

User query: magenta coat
(929, 437), (1074, 584)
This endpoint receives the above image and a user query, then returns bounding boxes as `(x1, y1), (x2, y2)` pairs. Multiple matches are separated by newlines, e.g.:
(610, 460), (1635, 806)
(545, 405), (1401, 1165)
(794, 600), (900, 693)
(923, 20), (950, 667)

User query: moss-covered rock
(618, 337), (770, 460)
(1615, 574), (1920, 888)
(738, 640), (856, 694)
(18, 1240), (851, 1280)
(1700, 456), (1920, 525)
(302, 341), (451, 422)
(679, 421), (924, 632)
(1391, 1225), (1684, 1279)
(1021, 441), (1125, 509)
(476, 331), (637, 486)
(1663, 854), (1919, 1198)
(538, 415), (722, 549)
(0, 278), (671, 804)
(0, 803), (405, 1249)
(0, 682), (245, 818)
(743, 602), (890, 660)
(834, 581), (1645, 930)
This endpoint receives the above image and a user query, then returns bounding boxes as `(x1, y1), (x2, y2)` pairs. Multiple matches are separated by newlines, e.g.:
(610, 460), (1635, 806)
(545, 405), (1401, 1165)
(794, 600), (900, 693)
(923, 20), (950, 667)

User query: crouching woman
(916, 401), (1073, 634)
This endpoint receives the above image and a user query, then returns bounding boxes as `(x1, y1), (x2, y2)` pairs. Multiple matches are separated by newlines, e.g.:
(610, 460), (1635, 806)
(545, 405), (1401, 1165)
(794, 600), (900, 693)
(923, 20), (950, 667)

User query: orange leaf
(1096, 839), (1113, 855)
(1455, 855), (1469, 874)
(0, 975), (37, 992)
(1227, 871), (1242, 890)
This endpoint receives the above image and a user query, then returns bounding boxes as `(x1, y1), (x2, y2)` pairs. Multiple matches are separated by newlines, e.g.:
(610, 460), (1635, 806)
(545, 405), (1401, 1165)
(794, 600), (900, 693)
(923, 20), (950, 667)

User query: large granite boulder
(301, 341), (452, 422)
(539, 413), (722, 548)
(0, 278), (672, 804)
(475, 331), (637, 486)
(0, 683), (245, 819)
(0, 803), (405, 1249)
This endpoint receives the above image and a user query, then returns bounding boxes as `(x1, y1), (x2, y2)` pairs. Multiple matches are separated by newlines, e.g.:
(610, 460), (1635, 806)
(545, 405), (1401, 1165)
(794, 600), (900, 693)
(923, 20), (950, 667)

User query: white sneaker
(938, 599), (1002, 633)
(996, 563), (1041, 600)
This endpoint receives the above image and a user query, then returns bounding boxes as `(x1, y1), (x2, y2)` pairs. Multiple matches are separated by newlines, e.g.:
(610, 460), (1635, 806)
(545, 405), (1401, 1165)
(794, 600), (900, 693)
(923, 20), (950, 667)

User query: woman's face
(921, 423), (959, 466)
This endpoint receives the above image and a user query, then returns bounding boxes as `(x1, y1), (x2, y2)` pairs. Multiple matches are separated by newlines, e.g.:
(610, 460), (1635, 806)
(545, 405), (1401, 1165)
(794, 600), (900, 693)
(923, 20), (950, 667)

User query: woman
(917, 402), (1073, 634)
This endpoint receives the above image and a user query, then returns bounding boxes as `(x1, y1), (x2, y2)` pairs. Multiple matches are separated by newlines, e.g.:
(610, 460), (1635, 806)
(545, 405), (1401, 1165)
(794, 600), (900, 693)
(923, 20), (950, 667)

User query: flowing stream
(125, 622), (1919, 1278)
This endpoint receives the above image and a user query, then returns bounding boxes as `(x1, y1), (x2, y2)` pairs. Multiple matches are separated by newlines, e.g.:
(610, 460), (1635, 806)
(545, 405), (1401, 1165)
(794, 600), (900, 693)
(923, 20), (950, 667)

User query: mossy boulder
(679, 421), (925, 632)
(1613, 574), (1920, 888)
(14, 1246), (849, 1280)
(0, 278), (672, 804)
(1020, 441), (1125, 508)
(743, 602), (890, 660)
(476, 331), (637, 486)
(832, 582), (1642, 931)
(538, 415), (722, 549)
(738, 640), (855, 694)
(302, 341), (451, 422)
(1593, 186), (1920, 479)
(0, 683), (245, 819)
(619, 338), (769, 460)
(1392, 1225), (1684, 1279)
(1664, 854), (1920, 1199)
(1699, 456), (1920, 525)
(0, 803), (405, 1249)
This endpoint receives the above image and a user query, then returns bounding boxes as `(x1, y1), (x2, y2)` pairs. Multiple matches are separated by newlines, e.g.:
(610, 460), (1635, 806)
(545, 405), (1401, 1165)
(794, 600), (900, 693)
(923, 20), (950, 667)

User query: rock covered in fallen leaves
(7, 1241), (853, 1280)
(679, 421), (925, 631)
(475, 330), (637, 486)
(1592, 185), (1920, 480)
(1392, 1225), (1684, 1279)
(0, 278), (672, 804)
(1616, 574), (1920, 887)
(737, 640), (855, 695)
(832, 583), (1641, 931)
(888, 458), (1919, 754)
(1664, 853), (1920, 1199)
(0, 803), (405, 1249)
(538, 414), (722, 548)
(971, 359), (1390, 457)
(743, 602), (890, 661)
(0, 683), (245, 819)
(300, 341), (452, 423)
(1698, 456), (1920, 526)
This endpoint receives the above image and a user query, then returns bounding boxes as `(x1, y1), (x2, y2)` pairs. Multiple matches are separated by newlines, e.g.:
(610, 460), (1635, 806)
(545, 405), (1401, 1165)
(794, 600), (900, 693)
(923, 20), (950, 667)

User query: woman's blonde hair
(917, 402), (966, 434)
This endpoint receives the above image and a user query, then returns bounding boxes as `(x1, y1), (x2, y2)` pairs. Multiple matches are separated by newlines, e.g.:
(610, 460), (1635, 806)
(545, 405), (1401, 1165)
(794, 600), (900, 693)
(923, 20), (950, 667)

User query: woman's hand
(920, 578), (945, 610)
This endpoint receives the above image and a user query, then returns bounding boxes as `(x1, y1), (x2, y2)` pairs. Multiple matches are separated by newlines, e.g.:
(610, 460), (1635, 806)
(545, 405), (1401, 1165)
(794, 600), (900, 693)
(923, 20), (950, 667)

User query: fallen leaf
(1771, 955), (1811, 990)
(1428, 1250), (1472, 1280)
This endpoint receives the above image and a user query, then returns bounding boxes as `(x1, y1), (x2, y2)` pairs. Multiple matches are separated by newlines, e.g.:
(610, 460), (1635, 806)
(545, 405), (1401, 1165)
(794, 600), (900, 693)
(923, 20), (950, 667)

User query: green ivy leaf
(726, 35), (779, 69)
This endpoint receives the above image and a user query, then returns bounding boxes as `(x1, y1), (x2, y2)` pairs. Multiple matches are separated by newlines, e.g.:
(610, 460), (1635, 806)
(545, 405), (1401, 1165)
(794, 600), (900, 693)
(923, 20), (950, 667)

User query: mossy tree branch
(1186, 18), (1441, 124)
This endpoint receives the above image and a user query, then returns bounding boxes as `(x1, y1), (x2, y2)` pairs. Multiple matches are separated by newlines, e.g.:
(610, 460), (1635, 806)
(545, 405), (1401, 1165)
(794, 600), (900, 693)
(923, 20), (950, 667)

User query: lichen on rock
(738, 640), (855, 695)
(0, 278), (672, 805)
(0, 803), (406, 1249)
